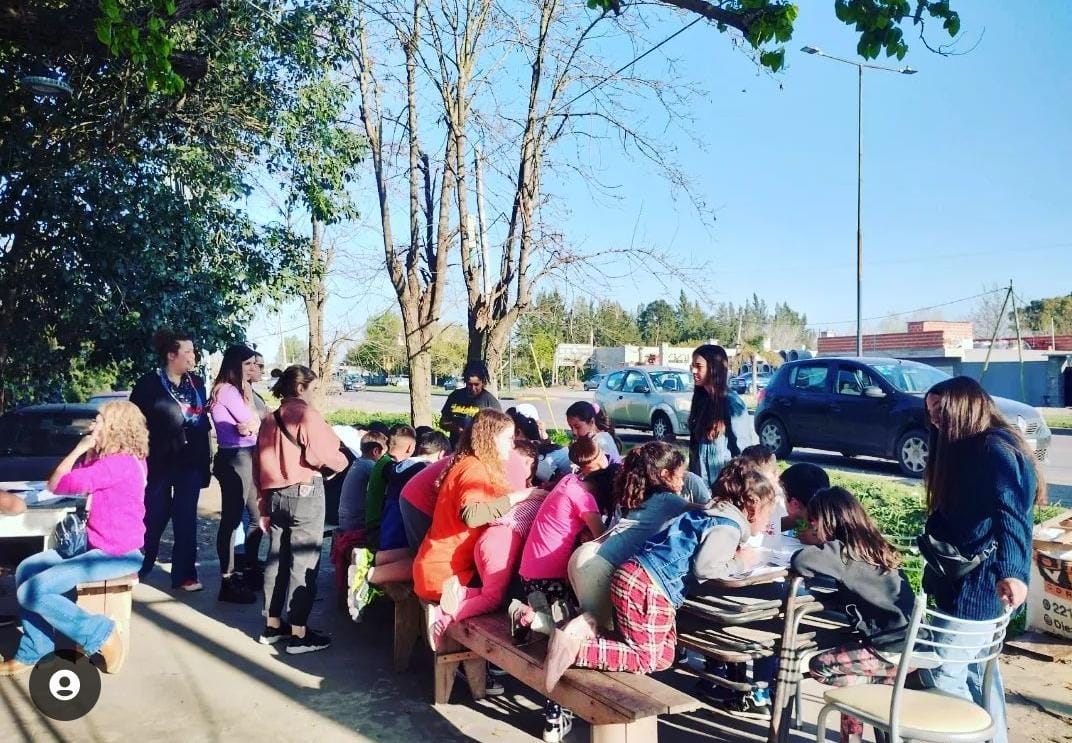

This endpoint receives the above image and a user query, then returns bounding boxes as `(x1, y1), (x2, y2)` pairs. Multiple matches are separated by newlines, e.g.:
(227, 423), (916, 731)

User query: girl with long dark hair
(565, 401), (620, 465)
(209, 344), (261, 604)
(797, 487), (915, 743)
(687, 345), (753, 485)
(921, 376), (1044, 743)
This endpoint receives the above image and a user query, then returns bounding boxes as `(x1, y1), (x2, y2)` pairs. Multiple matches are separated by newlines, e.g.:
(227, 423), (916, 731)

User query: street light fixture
(801, 46), (918, 356)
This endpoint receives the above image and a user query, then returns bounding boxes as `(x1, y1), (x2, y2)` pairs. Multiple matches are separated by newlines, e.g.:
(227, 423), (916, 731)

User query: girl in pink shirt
(1, 401), (148, 677)
(518, 438), (612, 607)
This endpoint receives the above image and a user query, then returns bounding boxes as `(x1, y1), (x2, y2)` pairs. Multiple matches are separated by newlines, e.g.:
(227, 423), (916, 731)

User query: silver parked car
(594, 366), (694, 441)
(583, 374), (605, 391)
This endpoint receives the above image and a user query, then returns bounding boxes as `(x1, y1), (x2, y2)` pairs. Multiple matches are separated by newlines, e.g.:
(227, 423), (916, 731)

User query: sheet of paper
(0, 481), (47, 492)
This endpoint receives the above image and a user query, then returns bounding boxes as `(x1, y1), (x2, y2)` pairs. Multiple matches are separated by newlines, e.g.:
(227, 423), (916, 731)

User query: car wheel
(896, 429), (929, 478)
(651, 412), (676, 442)
(758, 418), (791, 459)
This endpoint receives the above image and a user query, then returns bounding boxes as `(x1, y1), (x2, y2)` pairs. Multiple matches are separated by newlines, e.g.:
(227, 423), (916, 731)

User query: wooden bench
(75, 574), (136, 671)
(381, 581), (422, 672)
(438, 614), (700, 743)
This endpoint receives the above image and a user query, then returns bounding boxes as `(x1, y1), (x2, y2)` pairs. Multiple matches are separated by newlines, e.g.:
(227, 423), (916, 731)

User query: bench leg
(394, 595), (422, 672)
(590, 717), (658, 743)
(434, 635), (464, 704)
(461, 656), (486, 700)
(75, 583), (133, 672)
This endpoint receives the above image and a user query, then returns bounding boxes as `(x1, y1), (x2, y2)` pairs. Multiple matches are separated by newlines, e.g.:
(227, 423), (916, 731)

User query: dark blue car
(754, 356), (1051, 477)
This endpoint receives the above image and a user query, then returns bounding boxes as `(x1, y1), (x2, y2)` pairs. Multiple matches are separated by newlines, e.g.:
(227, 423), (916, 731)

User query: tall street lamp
(801, 46), (917, 357)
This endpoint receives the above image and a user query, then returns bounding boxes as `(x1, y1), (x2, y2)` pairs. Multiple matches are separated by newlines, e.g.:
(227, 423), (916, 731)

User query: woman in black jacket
(921, 376), (1044, 743)
(130, 328), (212, 591)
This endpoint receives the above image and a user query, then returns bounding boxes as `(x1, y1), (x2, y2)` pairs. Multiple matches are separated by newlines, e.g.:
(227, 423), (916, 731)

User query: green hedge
(326, 409), (440, 429)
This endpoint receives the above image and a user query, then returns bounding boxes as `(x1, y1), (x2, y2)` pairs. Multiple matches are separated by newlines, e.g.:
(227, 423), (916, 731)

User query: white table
(0, 498), (83, 551)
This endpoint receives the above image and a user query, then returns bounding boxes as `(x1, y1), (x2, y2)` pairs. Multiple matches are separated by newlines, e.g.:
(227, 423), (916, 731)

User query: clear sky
(248, 0), (1072, 354)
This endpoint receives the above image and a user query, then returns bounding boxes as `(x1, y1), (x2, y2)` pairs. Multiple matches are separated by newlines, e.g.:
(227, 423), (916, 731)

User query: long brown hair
(688, 344), (730, 440)
(924, 376), (1045, 514)
(437, 409), (513, 492)
(211, 344), (256, 406)
(710, 458), (777, 523)
(615, 441), (686, 512)
(807, 487), (902, 572)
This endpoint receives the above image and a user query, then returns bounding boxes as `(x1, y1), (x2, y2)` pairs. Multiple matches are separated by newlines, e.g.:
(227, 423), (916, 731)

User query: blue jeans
(141, 465), (202, 586)
(15, 549), (143, 664)
(922, 613), (1008, 743)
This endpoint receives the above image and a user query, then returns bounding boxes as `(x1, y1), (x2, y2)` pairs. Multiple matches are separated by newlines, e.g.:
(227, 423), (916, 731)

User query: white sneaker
(542, 703), (574, 743)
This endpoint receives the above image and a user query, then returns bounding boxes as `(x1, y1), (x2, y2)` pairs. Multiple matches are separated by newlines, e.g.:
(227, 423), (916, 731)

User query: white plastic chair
(815, 594), (1012, 743)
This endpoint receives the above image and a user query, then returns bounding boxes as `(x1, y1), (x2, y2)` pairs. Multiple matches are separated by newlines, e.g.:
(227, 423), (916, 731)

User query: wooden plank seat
(439, 613), (701, 743)
(380, 581), (422, 672)
(75, 573), (136, 672)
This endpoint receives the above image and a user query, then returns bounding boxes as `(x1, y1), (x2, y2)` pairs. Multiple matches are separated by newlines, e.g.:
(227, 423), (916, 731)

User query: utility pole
(1011, 287), (1027, 402)
(980, 280), (1013, 382)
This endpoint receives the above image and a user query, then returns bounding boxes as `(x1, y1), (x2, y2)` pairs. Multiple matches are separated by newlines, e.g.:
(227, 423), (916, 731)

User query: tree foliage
(1020, 294), (1072, 336)
(585, 0), (962, 72)
(0, 1), (346, 408)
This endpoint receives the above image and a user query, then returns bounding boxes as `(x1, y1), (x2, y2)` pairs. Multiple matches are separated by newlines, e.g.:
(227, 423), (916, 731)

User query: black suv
(754, 357), (1051, 477)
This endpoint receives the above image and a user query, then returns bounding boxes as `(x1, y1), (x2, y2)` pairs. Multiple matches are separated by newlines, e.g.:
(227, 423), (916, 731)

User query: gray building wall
(957, 360), (1050, 405)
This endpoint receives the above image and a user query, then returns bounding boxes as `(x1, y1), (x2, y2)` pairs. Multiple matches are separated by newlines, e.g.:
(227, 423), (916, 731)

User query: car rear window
(0, 413), (96, 457)
(789, 364), (829, 392)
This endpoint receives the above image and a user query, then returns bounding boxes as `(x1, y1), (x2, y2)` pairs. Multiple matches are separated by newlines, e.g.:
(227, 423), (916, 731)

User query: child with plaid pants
(545, 460), (779, 689)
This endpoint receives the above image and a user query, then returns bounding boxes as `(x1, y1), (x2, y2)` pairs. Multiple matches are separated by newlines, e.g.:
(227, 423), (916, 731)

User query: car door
(781, 362), (833, 447)
(616, 370), (650, 426)
(600, 371), (627, 426)
(829, 364), (891, 455)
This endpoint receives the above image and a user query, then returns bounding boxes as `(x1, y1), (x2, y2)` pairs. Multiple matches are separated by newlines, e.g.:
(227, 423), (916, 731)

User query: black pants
(263, 480), (325, 627)
(213, 446), (262, 575)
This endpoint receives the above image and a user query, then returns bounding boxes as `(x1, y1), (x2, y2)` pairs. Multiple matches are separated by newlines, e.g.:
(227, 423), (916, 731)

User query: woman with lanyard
(921, 376), (1044, 743)
(130, 328), (212, 592)
(687, 344), (753, 486)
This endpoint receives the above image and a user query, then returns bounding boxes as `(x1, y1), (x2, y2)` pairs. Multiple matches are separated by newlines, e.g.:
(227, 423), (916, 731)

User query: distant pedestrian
(441, 361), (502, 447)
(130, 328), (211, 592)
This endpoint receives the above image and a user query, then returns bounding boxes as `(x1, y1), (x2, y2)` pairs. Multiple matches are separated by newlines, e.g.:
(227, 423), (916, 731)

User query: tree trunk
(304, 219), (329, 407)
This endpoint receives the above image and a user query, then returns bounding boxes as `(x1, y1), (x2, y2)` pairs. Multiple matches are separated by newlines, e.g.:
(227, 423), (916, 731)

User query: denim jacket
(635, 501), (749, 608)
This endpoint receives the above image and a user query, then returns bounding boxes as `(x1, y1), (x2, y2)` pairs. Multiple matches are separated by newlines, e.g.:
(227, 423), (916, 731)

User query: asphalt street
(332, 387), (1072, 506)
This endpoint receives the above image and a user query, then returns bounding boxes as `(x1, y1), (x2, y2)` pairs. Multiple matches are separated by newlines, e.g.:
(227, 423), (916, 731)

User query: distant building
(816, 321), (1072, 406)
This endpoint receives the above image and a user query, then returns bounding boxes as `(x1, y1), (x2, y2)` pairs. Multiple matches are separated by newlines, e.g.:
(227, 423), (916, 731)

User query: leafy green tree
(346, 312), (405, 375)
(585, 0), (963, 73)
(1020, 294), (1072, 336)
(637, 300), (680, 345)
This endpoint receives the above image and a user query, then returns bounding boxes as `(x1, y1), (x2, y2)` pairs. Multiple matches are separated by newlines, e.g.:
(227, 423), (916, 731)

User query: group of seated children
(341, 406), (914, 743)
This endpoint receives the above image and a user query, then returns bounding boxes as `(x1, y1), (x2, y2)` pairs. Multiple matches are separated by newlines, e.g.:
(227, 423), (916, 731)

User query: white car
(594, 366), (694, 441)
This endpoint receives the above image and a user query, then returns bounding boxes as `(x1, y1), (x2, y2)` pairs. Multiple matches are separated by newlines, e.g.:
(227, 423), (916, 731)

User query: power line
(809, 288), (1005, 327)
(554, 17), (704, 114)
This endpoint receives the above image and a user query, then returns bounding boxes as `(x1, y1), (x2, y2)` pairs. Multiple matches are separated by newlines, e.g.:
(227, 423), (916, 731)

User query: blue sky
(248, 0), (1072, 353)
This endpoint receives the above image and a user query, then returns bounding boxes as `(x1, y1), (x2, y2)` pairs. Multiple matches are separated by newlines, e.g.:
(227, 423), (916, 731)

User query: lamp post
(801, 46), (917, 357)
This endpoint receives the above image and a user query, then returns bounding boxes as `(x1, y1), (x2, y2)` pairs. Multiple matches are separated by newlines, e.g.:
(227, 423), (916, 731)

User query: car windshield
(870, 362), (950, 394)
(648, 371), (693, 393)
(0, 413), (97, 457)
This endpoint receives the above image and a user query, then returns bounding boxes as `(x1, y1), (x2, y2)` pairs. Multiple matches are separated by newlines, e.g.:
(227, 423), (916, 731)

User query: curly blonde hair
(94, 401), (150, 459)
(437, 409), (513, 491)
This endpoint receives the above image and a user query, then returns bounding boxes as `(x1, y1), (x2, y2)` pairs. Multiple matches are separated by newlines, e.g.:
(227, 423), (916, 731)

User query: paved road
(332, 388), (1072, 506)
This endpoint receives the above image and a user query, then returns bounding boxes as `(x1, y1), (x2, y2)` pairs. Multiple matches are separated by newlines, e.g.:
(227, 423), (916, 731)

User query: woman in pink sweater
(0, 401), (148, 677)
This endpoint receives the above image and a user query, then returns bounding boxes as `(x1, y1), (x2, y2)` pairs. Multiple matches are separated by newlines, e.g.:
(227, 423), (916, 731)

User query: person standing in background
(208, 344), (261, 604)
(441, 361), (502, 448)
(130, 328), (211, 592)
(687, 344), (752, 486)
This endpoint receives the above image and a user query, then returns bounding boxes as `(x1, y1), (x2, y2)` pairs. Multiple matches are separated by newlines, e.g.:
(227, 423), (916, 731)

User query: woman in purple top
(209, 344), (262, 604)
(0, 401), (148, 677)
